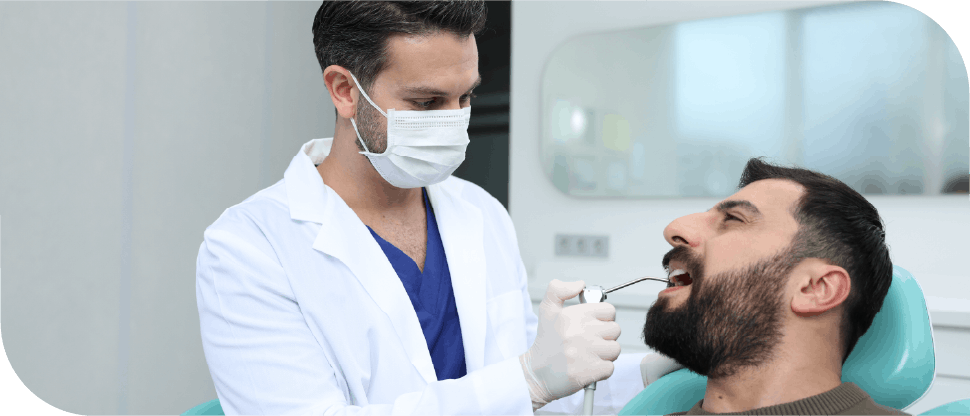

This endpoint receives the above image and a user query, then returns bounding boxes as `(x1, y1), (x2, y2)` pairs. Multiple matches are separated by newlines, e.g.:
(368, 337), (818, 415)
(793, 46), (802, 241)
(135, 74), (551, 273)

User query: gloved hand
(519, 279), (621, 411)
(640, 353), (685, 387)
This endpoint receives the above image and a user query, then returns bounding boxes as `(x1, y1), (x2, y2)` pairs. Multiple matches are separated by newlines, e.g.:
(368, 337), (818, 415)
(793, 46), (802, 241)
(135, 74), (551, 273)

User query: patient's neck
(700, 333), (843, 413)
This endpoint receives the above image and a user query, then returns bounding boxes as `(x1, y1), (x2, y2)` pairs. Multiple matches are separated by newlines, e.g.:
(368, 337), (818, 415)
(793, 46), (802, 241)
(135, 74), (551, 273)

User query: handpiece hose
(578, 285), (606, 416)
(578, 277), (669, 415)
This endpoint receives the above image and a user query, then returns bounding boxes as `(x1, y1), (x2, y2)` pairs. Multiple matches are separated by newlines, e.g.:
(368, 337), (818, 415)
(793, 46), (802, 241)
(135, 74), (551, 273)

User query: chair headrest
(619, 265), (936, 415)
(844, 266), (935, 409)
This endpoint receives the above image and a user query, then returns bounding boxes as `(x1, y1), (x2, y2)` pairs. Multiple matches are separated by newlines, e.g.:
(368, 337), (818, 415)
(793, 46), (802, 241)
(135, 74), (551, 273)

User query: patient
(643, 158), (905, 415)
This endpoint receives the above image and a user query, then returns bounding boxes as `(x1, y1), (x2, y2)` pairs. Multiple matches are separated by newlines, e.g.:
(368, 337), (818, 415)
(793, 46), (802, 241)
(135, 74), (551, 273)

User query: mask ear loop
(348, 72), (388, 117)
(347, 71), (389, 156)
(349, 118), (375, 154)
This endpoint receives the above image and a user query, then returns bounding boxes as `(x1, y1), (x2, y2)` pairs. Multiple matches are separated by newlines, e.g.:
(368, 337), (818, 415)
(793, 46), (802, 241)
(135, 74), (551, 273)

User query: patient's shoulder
(840, 383), (909, 415)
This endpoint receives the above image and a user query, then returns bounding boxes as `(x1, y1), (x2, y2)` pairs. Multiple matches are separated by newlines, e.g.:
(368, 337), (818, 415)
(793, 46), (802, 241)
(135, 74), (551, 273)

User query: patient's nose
(663, 212), (705, 248)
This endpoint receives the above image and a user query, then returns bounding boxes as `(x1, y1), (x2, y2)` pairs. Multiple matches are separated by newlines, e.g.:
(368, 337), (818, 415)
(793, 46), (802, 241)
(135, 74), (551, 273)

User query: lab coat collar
(284, 138), (488, 380)
(283, 138), (332, 224)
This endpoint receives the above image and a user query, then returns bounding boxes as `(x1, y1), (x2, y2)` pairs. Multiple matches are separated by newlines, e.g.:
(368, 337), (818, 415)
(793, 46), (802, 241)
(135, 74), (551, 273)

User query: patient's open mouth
(667, 269), (693, 287)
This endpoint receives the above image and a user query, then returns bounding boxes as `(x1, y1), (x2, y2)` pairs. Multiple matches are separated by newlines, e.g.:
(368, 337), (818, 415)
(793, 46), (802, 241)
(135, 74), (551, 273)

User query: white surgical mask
(348, 72), (471, 189)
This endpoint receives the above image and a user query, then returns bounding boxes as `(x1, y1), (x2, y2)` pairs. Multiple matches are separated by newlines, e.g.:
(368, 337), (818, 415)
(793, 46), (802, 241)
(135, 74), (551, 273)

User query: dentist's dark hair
(738, 158), (893, 363)
(312, 0), (487, 93)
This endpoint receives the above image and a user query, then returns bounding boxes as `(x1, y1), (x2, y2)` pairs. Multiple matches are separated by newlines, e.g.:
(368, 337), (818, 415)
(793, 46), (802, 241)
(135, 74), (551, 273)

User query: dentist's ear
(791, 260), (851, 317)
(323, 65), (358, 120)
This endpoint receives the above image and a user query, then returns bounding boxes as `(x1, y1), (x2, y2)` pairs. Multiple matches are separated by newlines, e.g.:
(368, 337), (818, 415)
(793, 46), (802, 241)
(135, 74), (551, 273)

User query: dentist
(196, 2), (677, 414)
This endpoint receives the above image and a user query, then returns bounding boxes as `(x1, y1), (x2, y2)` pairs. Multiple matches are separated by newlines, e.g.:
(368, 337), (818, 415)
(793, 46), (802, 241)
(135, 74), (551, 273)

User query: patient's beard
(642, 249), (797, 379)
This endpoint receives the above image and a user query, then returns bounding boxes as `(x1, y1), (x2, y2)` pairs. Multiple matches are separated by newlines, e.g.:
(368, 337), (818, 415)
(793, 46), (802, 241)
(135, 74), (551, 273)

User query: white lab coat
(196, 138), (648, 415)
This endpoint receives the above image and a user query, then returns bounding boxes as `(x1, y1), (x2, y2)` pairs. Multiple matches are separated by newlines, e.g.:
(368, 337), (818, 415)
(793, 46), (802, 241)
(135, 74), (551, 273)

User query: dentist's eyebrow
(714, 200), (762, 219)
(401, 76), (481, 96)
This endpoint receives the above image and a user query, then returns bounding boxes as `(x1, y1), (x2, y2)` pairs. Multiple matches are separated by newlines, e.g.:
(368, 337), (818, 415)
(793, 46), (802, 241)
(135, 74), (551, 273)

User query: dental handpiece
(578, 276), (670, 416)
(579, 276), (671, 303)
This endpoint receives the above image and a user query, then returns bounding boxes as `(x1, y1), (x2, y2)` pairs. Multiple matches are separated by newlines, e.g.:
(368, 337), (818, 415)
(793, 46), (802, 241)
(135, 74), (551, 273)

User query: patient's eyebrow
(714, 200), (762, 219)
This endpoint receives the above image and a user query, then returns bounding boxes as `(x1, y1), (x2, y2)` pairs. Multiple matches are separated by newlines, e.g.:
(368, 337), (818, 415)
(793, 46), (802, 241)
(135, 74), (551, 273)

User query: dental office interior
(1, 1), (968, 415)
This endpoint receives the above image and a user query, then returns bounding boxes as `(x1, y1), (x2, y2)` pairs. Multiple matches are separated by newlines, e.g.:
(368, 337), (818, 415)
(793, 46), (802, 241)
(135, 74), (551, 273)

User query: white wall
(510, 1), (970, 414)
(0, 2), (333, 414)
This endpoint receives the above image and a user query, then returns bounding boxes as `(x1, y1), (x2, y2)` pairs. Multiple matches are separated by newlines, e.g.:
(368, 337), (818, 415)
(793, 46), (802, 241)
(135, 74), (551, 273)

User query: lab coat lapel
(313, 196), (438, 383)
(427, 182), (487, 373)
(295, 167), (437, 384)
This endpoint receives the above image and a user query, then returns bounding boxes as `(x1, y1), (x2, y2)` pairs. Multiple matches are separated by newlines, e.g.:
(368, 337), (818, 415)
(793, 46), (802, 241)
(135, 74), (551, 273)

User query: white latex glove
(519, 279), (622, 411)
(640, 353), (685, 387)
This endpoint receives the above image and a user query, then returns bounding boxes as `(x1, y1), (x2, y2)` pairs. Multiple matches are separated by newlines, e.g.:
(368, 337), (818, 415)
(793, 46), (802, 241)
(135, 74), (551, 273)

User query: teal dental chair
(619, 265), (937, 415)
(921, 399), (970, 415)
(182, 399), (223, 416)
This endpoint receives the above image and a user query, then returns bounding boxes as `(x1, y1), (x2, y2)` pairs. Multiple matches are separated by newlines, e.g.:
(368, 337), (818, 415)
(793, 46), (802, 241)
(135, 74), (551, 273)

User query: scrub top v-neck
(366, 188), (467, 381)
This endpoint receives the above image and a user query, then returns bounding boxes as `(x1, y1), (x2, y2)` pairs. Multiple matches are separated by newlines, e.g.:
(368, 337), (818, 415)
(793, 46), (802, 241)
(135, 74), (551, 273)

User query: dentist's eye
(724, 213), (742, 222)
(414, 98), (437, 108)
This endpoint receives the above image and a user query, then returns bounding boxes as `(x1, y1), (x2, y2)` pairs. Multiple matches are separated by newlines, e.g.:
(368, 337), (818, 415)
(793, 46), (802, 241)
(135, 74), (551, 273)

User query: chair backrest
(182, 399), (224, 416)
(920, 398), (970, 415)
(619, 265), (936, 415)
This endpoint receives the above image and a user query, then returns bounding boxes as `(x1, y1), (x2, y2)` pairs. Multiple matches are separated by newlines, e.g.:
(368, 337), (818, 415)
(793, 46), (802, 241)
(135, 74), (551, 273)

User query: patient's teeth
(668, 269), (686, 279)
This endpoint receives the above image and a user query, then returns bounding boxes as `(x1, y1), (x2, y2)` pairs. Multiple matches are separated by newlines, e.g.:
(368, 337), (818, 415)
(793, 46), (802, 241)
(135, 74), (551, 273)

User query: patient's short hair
(738, 158), (893, 363)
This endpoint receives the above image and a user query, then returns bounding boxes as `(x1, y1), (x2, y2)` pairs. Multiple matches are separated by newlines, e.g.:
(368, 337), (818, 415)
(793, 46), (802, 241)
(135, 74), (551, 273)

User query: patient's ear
(790, 260), (851, 317)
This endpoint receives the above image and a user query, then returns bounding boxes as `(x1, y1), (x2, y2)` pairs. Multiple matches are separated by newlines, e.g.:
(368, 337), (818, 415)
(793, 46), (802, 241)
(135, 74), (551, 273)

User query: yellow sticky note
(602, 114), (631, 152)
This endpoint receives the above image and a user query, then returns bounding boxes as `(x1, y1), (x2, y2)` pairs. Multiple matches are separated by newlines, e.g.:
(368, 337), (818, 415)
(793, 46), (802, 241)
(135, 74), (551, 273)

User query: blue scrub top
(366, 188), (467, 381)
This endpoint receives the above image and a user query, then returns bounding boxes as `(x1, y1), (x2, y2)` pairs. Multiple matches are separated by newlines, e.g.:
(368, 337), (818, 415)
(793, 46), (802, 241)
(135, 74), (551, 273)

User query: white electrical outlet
(555, 234), (609, 258)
